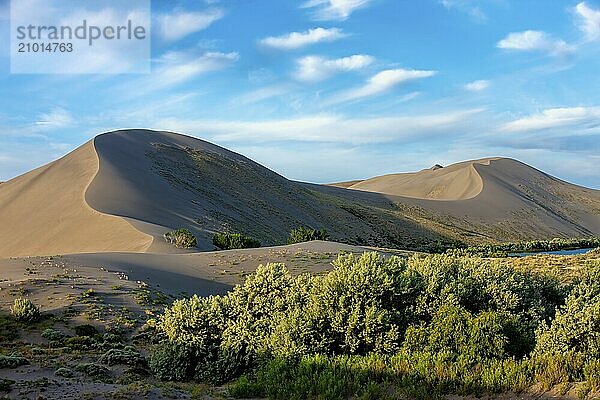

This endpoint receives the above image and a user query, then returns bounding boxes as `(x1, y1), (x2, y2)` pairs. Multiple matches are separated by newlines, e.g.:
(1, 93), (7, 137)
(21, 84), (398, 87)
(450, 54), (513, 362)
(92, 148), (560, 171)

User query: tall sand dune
(0, 141), (152, 257)
(0, 129), (598, 258)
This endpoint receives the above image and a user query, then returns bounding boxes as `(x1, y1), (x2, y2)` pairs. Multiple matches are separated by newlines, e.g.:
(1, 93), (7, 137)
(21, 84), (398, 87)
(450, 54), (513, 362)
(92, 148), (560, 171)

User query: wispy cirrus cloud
(35, 108), (75, 129)
(294, 54), (374, 82)
(151, 50), (239, 89)
(464, 79), (490, 92)
(497, 30), (573, 56)
(302, 0), (372, 21)
(157, 8), (224, 41)
(327, 68), (437, 104)
(151, 108), (482, 145)
(259, 27), (346, 50)
(501, 106), (600, 132)
(440, 0), (486, 22)
(575, 2), (600, 42)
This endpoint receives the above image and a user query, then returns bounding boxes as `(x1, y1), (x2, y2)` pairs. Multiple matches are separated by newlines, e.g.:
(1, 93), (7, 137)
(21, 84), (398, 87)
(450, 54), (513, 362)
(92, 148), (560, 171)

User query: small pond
(509, 248), (595, 257)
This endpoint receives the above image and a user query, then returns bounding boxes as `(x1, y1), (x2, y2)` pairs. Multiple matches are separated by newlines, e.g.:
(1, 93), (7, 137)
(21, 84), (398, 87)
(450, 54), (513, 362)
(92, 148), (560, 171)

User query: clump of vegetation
(99, 347), (146, 368)
(10, 298), (40, 322)
(65, 335), (95, 350)
(74, 324), (98, 337)
(149, 342), (195, 381)
(0, 354), (29, 369)
(0, 314), (19, 342)
(147, 252), (600, 397)
(75, 362), (110, 378)
(0, 378), (14, 392)
(287, 226), (329, 244)
(213, 232), (261, 250)
(54, 367), (75, 378)
(164, 228), (197, 249)
(41, 328), (66, 341)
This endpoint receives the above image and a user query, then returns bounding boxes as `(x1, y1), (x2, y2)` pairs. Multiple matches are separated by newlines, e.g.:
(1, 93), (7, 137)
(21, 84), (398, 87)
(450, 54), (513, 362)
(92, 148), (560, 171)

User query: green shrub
(41, 328), (66, 341)
(213, 232), (261, 250)
(98, 347), (146, 367)
(0, 378), (14, 392)
(10, 298), (40, 322)
(74, 324), (98, 337)
(65, 336), (95, 350)
(0, 354), (29, 369)
(535, 262), (600, 361)
(152, 251), (598, 395)
(54, 367), (75, 378)
(150, 341), (195, 381)
(164, 228), (197, 249)
(74, 362), (110, 377)
(584, 360), (600, 391)
(287, 226), (329, 244)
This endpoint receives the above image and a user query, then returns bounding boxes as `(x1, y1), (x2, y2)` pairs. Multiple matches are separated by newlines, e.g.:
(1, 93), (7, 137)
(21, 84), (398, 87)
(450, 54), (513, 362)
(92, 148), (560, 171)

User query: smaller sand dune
(343, 158), (499, 200)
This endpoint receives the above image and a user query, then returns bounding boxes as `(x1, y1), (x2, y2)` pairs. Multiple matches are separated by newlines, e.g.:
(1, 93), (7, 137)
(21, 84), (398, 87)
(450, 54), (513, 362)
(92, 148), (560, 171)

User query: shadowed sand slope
(344, 158), (497, 200)
(0, 141), (152, 258)
(85, 130), (443, 252)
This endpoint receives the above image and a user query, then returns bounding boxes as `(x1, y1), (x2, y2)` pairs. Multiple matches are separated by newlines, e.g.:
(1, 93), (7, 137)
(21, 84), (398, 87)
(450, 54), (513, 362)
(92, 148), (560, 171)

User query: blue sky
(0, 0), (599, 187)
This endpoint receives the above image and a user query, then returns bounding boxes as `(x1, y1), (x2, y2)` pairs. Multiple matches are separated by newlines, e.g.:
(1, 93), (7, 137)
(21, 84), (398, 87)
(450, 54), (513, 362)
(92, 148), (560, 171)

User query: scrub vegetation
(149, 250), (600, 398)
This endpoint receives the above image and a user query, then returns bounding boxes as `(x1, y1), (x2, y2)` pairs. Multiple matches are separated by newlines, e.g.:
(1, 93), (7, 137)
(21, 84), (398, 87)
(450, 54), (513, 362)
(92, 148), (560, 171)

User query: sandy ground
(0, 241), (386, 298)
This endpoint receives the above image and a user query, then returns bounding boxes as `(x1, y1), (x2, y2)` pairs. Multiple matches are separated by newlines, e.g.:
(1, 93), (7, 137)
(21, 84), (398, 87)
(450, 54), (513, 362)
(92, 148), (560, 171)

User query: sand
(343, 158), (497, 200)
(0, 141), (152, 258)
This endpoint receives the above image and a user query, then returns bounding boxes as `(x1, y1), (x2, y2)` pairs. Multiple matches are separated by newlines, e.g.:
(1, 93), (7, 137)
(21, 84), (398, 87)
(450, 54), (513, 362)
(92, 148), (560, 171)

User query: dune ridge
(0, 140), (153, 258)
(342, 158), (499, 201)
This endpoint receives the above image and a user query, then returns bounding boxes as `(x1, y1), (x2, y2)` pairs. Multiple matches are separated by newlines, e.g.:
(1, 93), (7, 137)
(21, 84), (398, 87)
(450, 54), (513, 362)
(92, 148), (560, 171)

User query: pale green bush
(10, 298), (40, 322)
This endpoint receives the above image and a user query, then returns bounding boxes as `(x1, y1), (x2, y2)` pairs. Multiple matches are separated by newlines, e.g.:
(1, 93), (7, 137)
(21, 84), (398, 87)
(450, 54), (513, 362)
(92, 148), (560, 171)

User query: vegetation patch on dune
(287, 226), (330, 244)
(164, 228), (197, 249)
(213, 232), (261, 250)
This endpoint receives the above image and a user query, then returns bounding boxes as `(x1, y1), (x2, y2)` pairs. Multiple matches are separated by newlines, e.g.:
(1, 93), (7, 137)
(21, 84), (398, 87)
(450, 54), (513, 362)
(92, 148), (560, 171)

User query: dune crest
(0, 140), (152, 258)
(343, 158), (500, 201)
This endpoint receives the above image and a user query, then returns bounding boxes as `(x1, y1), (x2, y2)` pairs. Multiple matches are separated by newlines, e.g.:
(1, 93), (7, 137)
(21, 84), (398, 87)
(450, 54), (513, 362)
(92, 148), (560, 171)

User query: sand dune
(0, 141), (152, 258)
(327, 157), (600, 240)
(343, 158), (498, 200)
(0, 129), (598, 258)
(84, 130), (442, 252)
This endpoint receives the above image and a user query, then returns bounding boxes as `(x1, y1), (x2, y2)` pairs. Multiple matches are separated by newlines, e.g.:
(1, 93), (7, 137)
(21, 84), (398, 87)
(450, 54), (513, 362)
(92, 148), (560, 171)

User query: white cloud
(152, 50), (239, 89)
(294, 54), (374, 82)
(464, 79), (490, 92)
(328, 68), (437, 104)
(35, 108), (75, 129)
(233, 84), (293, 105)
(502, 107), (600, 132)
(151, 109), (483, 145)
(440, 0), (486, 22)
(260, 27), (346, 50)
(302, 0), (372, 21)
(575, 2), (600, 42)
(157, 8), (224, 42)
(497, 30), (573, 56)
